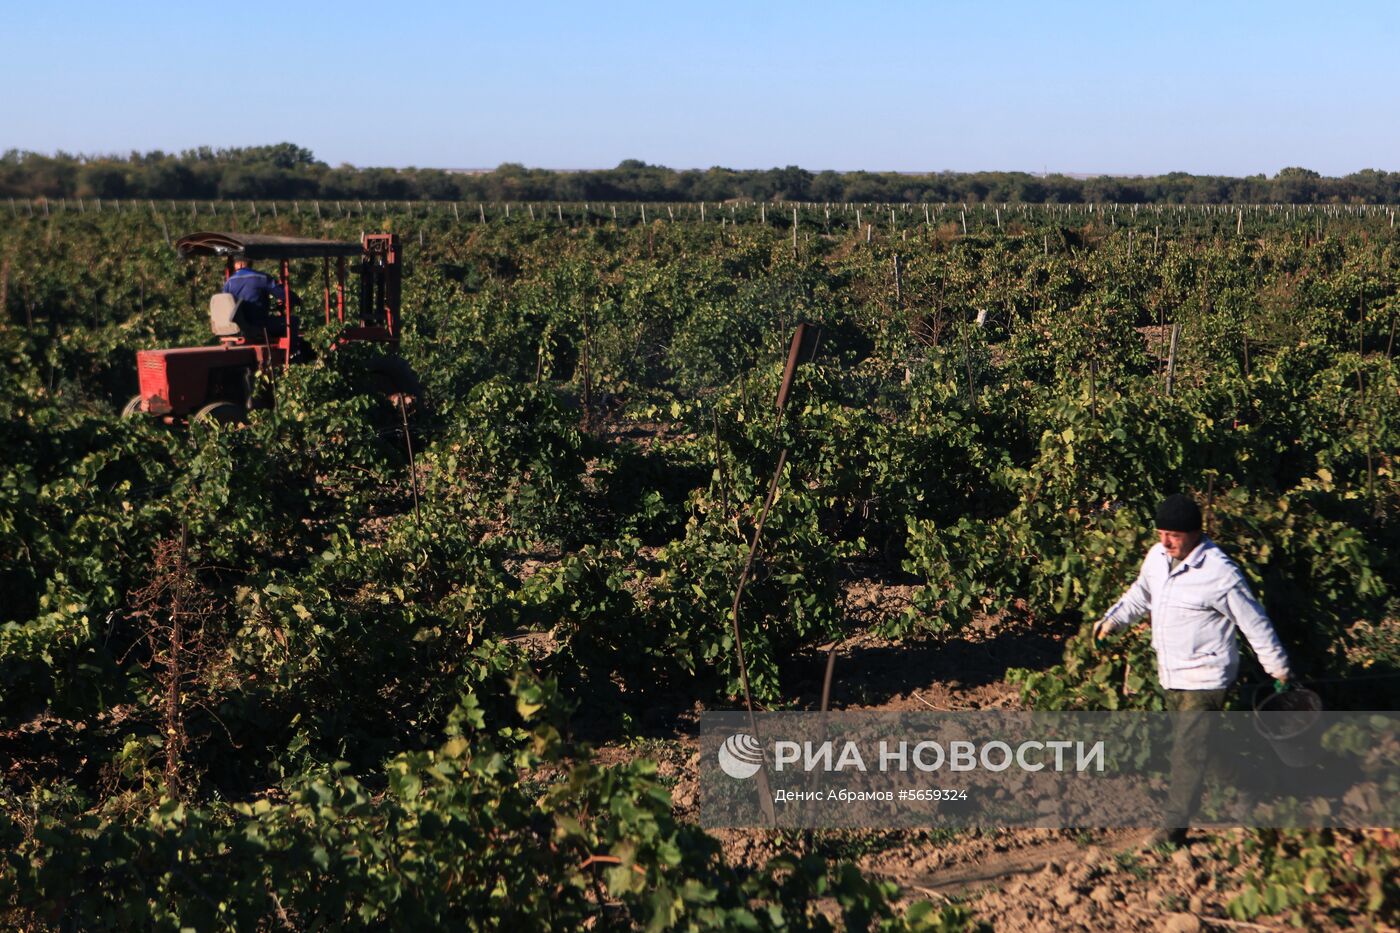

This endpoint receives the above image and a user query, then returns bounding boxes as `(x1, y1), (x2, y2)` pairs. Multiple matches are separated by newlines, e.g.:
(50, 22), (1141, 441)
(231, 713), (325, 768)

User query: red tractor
(123, 231), (416, 423)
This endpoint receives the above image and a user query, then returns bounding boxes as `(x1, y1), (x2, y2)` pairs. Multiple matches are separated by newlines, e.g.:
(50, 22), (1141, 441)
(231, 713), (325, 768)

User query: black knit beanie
(1155, 494), (1202, 532)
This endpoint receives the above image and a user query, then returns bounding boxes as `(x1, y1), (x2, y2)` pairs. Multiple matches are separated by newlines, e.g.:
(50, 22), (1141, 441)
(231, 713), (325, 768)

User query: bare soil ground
(586, 573), (1329, 931)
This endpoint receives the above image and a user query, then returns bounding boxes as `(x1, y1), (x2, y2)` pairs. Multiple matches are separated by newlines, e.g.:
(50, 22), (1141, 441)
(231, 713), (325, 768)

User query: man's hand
(1092, 617), (1117, 641)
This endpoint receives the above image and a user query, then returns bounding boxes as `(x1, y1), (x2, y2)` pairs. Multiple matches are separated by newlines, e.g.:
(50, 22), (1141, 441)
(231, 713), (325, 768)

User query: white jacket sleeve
(1219, 574), (1292, 680)
(1100, 555), (1152, 633)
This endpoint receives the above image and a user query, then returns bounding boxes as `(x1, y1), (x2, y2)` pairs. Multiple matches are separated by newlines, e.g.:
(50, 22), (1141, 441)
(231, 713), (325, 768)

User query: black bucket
(1252, 686), (1324, 768)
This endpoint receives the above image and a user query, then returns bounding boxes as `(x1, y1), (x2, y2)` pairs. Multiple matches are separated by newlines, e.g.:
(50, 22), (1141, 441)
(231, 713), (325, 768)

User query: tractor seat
(209, 293), (243, 337)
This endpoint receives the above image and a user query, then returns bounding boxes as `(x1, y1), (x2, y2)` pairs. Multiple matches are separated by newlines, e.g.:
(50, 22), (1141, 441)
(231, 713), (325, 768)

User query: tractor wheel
(120, 395), (144, 418)
(193, 401), (246, 425)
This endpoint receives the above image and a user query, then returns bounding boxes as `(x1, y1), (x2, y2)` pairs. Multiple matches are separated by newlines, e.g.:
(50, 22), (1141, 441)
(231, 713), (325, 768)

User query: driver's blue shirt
(223, 268), (288, 311)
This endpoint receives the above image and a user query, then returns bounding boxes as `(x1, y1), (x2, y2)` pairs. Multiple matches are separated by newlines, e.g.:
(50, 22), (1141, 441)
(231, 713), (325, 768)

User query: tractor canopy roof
(175, 231), (363, 261)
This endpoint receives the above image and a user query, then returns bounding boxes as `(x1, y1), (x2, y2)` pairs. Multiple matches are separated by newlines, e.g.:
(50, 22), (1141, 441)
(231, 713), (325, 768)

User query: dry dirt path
(584, 576), (1326, 930)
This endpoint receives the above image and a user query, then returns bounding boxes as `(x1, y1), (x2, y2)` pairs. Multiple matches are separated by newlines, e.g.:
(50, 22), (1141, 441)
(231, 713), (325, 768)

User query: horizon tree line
(4, 144), (1398, 205)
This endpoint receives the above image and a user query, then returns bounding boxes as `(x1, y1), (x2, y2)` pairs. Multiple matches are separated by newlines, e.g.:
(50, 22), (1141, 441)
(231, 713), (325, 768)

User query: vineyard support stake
(729, 323), (822, 826)
(1165, 322), (1181, 396)
(399, 394), (421, 528)
(712, 405), (729, 515)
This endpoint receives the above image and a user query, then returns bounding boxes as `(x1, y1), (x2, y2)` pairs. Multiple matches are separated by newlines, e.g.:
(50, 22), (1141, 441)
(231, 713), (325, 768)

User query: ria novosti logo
(715, 734), (1109, 780)
(717, 733), (764, 779)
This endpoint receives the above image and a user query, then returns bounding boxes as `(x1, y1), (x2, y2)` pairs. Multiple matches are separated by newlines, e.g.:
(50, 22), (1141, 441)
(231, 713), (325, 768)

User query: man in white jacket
(1094, 493), (1293, 846)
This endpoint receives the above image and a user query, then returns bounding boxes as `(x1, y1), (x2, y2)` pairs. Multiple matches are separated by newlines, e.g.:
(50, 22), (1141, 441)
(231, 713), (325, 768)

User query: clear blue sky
(4, 1), (1398, 176)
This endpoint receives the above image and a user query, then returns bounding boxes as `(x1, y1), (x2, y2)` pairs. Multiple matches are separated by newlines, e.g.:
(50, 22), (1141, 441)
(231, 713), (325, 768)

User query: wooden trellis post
(1165, 323), (1181, 396)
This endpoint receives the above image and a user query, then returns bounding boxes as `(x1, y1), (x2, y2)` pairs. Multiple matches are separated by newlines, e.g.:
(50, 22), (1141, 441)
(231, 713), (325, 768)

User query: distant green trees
(5, 144), (1400, 203)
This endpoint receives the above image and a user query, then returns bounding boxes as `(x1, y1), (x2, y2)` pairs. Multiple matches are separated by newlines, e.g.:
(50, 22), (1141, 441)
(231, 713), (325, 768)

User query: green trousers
(1164, 688), (1228, 828)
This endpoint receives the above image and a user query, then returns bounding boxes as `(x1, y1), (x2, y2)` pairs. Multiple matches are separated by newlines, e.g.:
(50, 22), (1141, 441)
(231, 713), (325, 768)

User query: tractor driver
(224, 258), (299, 338)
